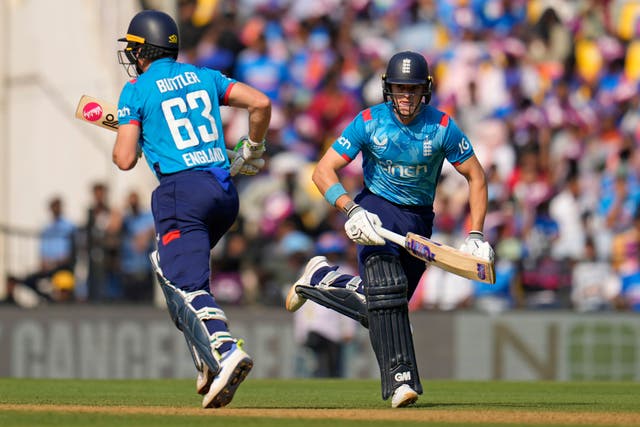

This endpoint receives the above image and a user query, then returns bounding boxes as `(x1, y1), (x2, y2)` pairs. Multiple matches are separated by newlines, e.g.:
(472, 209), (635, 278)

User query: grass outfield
(0, 379), (639, 426)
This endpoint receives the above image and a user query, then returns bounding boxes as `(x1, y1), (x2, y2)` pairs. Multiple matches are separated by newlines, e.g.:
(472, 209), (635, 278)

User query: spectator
(82, 182), (121, 302)
(305, 60), (361, 152)
(413, 268), (474, 312)
(611, 208), (640, 311)
(11, 196), (77, 303)
(294, 299), (356, 378)
(113, 190), (155, 303)
(549, 166), (588, 261)
(210, 231), (251, 305)
(571, 236), (621, 312)
(234, 17), (291, 105)
(521, 199), (571, 309)
(472, 222), (520, 314)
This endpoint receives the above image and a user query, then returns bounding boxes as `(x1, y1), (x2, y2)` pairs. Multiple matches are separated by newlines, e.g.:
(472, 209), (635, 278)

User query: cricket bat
(75, 95), (119, 132)
(376, 226), (495, 284)
(74, 94), (258, 175)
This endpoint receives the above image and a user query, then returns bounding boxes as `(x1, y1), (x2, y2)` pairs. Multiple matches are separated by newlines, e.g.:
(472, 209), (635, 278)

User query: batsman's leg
(286, 256), (369, 328)
(151, 251), (222, 377)
(364, 253), (422, 407)
(151, 251), (252, 407)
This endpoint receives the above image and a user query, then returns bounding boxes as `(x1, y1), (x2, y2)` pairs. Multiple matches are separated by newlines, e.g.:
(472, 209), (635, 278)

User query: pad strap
(296, 285), (369, 328)
(317, 270), (342, 288)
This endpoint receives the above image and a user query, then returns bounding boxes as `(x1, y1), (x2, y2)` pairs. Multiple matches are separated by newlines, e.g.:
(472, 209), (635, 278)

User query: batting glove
(236, 135), (265, 160)
(344, 204), (386, 246)
(227, 149), (265, 176)
(459, 231), (495, 262)
(229, 136), (266, 176)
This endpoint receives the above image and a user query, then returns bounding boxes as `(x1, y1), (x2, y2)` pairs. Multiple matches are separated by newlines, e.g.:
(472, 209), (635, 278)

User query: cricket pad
(364, 253), (422, 400)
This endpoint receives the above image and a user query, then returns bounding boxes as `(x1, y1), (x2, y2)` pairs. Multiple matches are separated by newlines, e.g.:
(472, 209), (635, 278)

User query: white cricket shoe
(285, 255), (330, 312)
(202, 341), (253, 408)
(391, 384), (418, 408)
(196, 363), (214, 395)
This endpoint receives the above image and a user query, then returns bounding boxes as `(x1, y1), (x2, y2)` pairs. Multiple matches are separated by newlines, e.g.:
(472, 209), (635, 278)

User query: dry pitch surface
(1, 404), (638, 425)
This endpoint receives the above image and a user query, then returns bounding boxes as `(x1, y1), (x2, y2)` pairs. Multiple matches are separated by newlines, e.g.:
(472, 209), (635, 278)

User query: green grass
(0, 379), (639, 426)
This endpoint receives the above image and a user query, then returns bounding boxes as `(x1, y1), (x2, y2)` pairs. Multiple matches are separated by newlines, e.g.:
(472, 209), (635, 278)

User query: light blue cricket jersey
(332, 102), (474, 206)
(118, 58), (235, 177)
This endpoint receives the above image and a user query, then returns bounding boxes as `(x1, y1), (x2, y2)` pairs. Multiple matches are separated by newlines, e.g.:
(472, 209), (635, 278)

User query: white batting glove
(459, 231), (495, 262)
(227, 149), (265, 176)
(237, 135), (266, 160)
(229, 136), (266, 176)
(344, 204), (386, 246)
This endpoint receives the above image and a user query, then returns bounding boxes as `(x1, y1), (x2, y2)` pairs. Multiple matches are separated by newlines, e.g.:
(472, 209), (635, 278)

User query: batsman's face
(390, 84), (424, 119)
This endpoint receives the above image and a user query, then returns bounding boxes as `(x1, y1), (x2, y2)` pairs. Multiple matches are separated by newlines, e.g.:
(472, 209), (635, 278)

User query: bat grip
(375, 226), (407, 247)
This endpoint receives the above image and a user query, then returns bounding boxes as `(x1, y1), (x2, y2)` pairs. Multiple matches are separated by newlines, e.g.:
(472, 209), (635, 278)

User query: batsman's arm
(113, 123), (141, 170)
(226, 82), (271, 144)
(312, 147), (353, 212)
(454, 154), (488, 233)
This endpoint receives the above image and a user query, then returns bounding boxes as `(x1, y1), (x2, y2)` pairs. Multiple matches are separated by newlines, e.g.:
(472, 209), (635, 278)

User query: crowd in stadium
(4, 0), (640, 313)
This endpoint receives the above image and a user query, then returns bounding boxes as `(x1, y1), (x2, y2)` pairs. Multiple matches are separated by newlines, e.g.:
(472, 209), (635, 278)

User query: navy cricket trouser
(151, 168), (239, 293)
(355, 188), (434, 299)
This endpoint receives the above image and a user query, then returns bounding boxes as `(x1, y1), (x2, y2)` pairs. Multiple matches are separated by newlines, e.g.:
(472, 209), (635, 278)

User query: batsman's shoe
(391, 384), (418, 408)
(202, 341), (253, 408)
(285, 255), (330, 312)
(196, 363), (214, 395)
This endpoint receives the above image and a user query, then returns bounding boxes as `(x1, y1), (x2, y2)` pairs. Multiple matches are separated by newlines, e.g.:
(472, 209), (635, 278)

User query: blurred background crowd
(3, 0), (640, 316)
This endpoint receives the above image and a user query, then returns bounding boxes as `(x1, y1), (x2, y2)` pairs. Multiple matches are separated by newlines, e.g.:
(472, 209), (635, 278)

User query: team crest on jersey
(423, 138), (432, 156)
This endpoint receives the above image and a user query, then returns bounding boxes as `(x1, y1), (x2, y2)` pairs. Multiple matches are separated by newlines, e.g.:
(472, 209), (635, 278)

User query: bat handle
(375, 226), (407, 247)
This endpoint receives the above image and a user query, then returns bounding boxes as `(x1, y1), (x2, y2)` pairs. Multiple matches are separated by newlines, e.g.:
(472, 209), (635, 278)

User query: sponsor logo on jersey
(381, 160), (428, 178)
(458, 137), (470, 154)
(337, 136), (351, 150)
(117, 106), (131, 119)
(373, 135), (388, 148)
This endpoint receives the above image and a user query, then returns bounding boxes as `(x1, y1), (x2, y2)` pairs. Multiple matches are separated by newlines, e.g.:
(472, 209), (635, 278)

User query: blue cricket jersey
(332, 102), (474, 206)
(117, 58), (235, 177)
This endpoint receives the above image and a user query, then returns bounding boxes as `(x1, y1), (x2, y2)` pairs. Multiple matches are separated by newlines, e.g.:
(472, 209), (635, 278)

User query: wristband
(324, 183), (347, 206)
